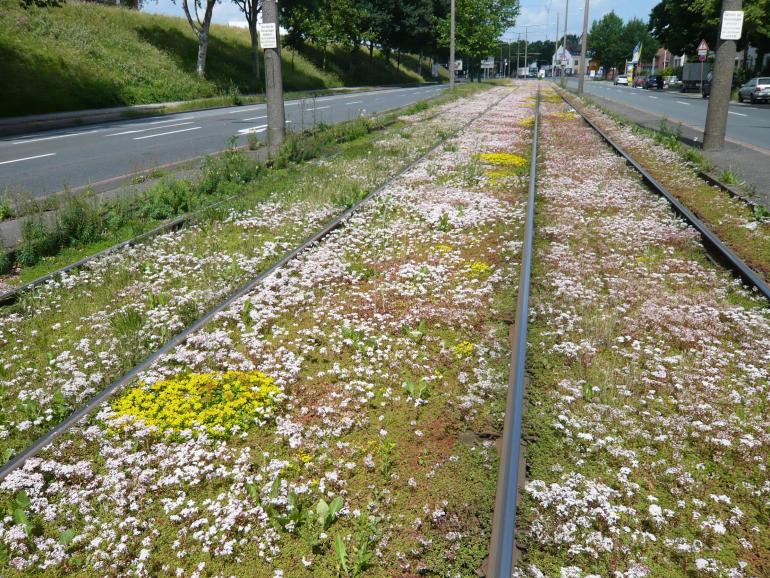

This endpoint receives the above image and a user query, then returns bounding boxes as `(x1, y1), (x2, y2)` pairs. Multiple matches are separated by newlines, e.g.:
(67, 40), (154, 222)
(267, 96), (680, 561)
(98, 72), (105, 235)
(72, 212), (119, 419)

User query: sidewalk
(581, 90), (770, 207)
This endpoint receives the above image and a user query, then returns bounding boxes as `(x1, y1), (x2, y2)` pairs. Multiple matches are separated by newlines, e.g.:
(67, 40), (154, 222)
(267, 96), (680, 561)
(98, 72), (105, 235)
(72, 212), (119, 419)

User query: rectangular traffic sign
(720, 11), (744, 40)
(258, 22), (277, 49)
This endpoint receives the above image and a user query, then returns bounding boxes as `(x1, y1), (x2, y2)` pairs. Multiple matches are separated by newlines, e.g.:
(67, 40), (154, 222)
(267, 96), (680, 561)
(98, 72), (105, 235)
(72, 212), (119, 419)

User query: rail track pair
(1, 84), (769, 577)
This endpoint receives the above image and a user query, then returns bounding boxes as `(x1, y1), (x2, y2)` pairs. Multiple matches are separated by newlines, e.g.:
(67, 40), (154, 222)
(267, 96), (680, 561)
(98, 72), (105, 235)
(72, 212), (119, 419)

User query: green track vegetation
(0, 0), (441, 117)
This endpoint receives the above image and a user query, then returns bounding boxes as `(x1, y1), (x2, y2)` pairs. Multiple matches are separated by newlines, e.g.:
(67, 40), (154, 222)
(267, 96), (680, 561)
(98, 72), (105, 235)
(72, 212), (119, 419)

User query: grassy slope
(0, 0), (440, 117)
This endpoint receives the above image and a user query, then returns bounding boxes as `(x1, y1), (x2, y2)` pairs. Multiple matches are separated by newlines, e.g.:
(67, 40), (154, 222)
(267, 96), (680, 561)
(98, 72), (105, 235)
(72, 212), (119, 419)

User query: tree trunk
(249, 23), (261, 89)
(186, 0), (215, 79)
(322, 45), (327, 71)
(418, 49), (423, 77)
(196, 26), (209, 77)
(369, 42), (374, 63)
(397, 49), (401, 71)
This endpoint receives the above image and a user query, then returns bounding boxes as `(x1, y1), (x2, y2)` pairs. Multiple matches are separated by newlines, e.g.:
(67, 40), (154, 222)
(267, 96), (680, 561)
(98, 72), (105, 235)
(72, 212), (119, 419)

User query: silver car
(738, 77), (770, 104)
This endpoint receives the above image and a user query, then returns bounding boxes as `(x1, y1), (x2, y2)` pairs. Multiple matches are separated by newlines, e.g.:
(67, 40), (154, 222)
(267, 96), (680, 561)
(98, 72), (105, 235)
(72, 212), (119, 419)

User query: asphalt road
(563, 78), (770, 152)
(0, 85), (447, 199)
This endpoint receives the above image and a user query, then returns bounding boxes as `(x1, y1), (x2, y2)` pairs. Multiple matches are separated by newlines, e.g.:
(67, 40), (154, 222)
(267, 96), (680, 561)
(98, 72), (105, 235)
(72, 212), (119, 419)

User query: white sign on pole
(720, 10), (744, 40)
(258, 22), (277, 49)
(481, 58), (494, 69)
(697, 39), (709, 56)
(455, 59), (463, 72)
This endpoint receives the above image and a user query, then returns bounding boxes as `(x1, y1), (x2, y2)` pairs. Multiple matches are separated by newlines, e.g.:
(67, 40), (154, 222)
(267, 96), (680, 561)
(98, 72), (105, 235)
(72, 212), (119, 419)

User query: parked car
(644, 75), (665, 89)
(613, 75), (628, 86)
(702, 72), (740, 99)
(738, 77), (770, 103)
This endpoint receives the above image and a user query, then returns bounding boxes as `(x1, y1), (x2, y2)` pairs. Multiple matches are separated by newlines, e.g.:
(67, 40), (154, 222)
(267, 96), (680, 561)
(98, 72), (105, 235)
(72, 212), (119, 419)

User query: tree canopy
(436, 0), (519, 68)
(649, 0), (770, 71)
(589, 12), (659, 70)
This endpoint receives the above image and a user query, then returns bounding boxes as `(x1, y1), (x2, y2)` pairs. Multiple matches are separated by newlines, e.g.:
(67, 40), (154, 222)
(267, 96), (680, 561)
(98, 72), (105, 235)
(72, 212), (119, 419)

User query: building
(552, 46), (580, 75)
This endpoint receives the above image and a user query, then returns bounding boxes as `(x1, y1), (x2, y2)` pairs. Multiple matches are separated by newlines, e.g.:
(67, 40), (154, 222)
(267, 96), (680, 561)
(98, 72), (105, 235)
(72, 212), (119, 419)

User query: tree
(649, 0), (769, 73)
(624, 18), (660, 67)
(527, 40), (556, 66)
(177, 0), (217, 78)
(232, 0), (261, 86)
(437, 0), (519, 79)
(588, 11), (626, 70)
(281, 0), (335, 70)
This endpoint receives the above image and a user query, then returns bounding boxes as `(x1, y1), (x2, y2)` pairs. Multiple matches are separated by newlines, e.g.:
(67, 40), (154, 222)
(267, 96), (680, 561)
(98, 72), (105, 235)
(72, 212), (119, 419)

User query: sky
(510, 0), (660, 42)
(142, 0), (661, 42)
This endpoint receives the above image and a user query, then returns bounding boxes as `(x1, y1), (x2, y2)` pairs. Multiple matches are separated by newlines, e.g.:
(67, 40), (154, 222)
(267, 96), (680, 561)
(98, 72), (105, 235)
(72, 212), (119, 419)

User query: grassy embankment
(0, 0), (443, 118)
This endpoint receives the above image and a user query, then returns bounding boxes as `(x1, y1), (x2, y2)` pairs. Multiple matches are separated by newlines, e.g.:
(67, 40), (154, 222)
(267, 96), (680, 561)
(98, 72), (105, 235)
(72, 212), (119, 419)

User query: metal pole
(554, 12), (559, 77)
(508, 41), (512, 77)
(704, 0), (741, 150)
(449, 0), (456, 89)
(578, 0), (589, 94)
(516, 33), (521, 78)
(263, 0), (285, 154)
(561, 0), (569, 87)
(524, 28), (529, 77)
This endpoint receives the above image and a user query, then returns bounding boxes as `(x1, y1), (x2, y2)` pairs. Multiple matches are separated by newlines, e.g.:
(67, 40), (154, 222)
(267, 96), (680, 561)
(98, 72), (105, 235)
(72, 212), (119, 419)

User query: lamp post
(449, 0), (456, 90)
(578, 0), (590, 94)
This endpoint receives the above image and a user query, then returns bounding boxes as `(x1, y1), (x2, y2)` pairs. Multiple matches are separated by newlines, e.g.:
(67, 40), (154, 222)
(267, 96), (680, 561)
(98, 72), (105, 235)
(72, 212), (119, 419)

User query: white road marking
(237, 120), (292, 135)
(12, 130), (100, 145)
(304, 106), (330, 111)
(675, 100), (691, 106)
(227, 106), (263, 114)
(241, 115), (268, 121)
(238, 124), (267, 135)
(133, 126), (201, 140)
(648, 95), (659, 99)
(728, 111), (747, 117)
(0, 152), (56, 165)
(107, 122), (194, 137)
(346, 101), (363, 105)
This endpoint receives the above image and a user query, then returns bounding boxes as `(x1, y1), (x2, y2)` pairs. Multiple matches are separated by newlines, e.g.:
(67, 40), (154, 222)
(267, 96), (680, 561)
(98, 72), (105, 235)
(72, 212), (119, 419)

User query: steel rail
(557, 90), (770, 302)
(0, 88), (512, 484)
(487, 89), (540, 577)
(0, 93), (455, 307)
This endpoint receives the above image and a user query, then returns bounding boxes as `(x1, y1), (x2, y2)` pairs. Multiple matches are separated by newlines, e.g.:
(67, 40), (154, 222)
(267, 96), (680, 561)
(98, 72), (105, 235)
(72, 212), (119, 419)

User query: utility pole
(516, 33), (521, 78)
(508, 41), (512, 77)
(554, 12), (559, 77)
(449, 0), (456, 90)
(561, 0), (569, 88)
(703, 0), (743, 150)
(578, 0), (590, 94)
(524, 28), (529, 76)
(262, 0), (285, 154)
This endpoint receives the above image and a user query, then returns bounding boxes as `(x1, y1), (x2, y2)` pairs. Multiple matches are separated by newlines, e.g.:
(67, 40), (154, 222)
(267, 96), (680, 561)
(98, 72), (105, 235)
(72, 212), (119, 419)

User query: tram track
(0, 88), (514, 484)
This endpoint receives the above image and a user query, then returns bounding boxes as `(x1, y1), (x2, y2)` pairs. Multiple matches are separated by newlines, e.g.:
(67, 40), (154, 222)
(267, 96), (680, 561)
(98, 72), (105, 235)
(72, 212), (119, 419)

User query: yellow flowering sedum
(477, 152), (527, 168)
(111, 371), (281, 437)
(468, 261), (493, 278)
(452, 340), (474, 359)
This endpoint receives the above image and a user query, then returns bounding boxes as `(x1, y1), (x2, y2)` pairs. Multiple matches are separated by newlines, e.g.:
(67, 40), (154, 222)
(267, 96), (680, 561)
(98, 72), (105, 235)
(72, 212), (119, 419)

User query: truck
(681, 62), (712, 93)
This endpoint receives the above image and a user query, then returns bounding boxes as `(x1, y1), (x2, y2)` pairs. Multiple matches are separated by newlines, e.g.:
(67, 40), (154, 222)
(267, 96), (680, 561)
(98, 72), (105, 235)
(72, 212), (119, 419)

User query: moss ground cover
(0, 84), (495, 466)
(515, 87), (770, 577)
(0, 84), (536, 575)
(558, 88), (770, 285)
